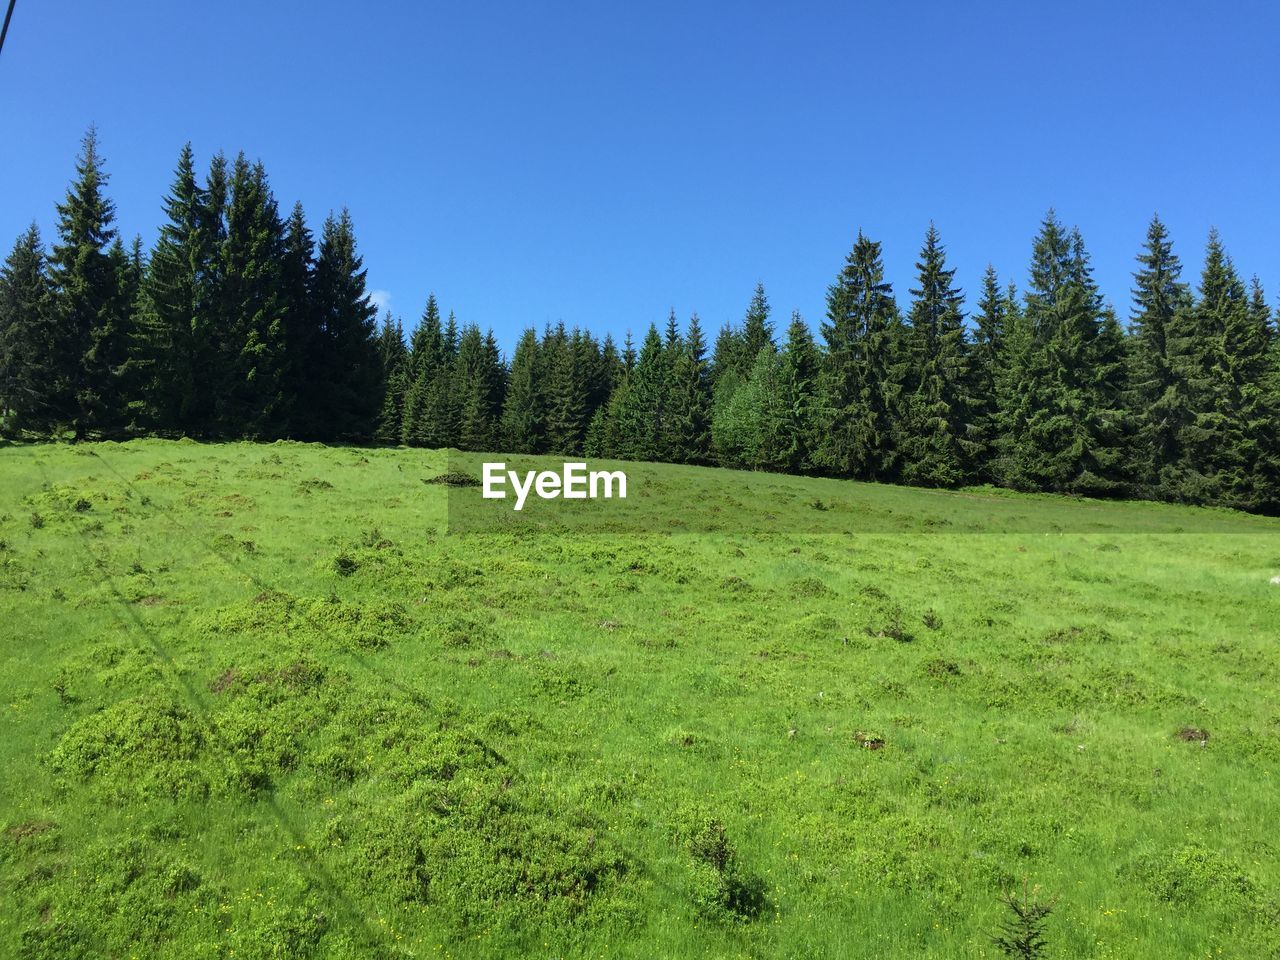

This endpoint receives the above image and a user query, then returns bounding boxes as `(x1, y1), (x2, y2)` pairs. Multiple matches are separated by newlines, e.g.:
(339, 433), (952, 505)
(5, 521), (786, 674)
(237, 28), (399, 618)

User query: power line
(0, 0), (16, 58)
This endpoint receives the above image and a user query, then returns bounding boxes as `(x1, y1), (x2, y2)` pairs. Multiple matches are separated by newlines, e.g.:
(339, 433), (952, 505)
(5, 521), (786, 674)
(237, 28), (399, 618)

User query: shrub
(677, 814), (767, 922)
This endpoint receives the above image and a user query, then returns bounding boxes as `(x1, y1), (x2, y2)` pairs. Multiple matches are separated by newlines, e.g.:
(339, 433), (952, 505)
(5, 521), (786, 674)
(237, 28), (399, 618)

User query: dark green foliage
(1007, 214), (1130, 496)
(613, 325), (668, 461)
(710, 322), (741, 388)
(543, 324), (590, 454)
(664, 313), (712, 463)
(9, 130), (1280, 515)
(138, 144), (212, 435)
(46, 128), (129, 439)
(454, 325), (504, 451)
(280, 202), (319, 438)
(1128, 215), (1193, 497)
(969, 266), (1006, 477)
(777, 310), (821, 472)
(740, 282), (774, 370)
(1170, 232), (1278, 510)
(374, 313), (408, 444)
(0, 224), (55, 435)
(677, 814), (767, 922)
(991, 881), (1053, 959)
(818, 232), (908, 481)
(216, 156), (289, 438)
(401, 295), (456, 448)
(501, 327), (545, 453)
(309, 210), (381, 442)
(900, 225), (977, 487)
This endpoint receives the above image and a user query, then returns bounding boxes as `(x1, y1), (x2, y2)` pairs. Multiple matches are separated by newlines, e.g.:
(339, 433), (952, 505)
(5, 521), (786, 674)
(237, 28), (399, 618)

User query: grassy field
(1, 440), (1278, 959)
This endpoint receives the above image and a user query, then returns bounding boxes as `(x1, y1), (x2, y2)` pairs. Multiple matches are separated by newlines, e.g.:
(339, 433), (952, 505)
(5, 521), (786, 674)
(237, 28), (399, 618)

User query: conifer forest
(2, 130), (1278, 514)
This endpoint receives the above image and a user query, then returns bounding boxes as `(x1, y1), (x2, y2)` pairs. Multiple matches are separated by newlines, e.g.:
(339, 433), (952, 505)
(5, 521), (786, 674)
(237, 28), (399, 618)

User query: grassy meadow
(1, 439), (1278, 959)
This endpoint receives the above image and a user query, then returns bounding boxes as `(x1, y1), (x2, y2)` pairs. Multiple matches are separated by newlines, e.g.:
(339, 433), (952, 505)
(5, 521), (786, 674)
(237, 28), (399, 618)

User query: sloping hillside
(1, 440), (1277, 959)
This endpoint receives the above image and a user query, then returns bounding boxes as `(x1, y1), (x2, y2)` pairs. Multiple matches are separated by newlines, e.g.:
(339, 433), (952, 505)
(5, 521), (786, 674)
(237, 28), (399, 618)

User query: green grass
(1, 439), (1277, 959)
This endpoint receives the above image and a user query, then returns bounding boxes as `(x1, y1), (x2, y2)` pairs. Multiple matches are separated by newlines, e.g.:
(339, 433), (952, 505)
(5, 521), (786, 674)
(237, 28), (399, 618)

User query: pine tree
(740, 282), (775, 371)
(454, 325), (504, 450)
(401, 296), (447, 446)
(217, 155), (289, 437)
(712, 346), (786, 469)
(817, 232), (907, 481)
(1173, 232), (1277, 509)
(613, 324), (667, 460)
(311, 209), (380, 442)
(501, 327), (544, 452)
(991, 284), (1030, 487)
(1014, 214), (1129, 495)
(968, 266), (1005, 480)
(374, 313), (408, 444)
(139, 144), (214, 435)
(598, 333), (623, 403)
(665, 313), (712, 463)
(0, 224), (55, 435)
(544, 324), (589, 453)
(900, 225), (977, 487)
(199, 152), (229, 433)
(663, 309), (683, 354)
(1128, 215), (1193, 498)
(710, 322), (742, 387)
(778, 310), (821, 473)
(280, 201), (318, 439)
(47, 127), (129, 439)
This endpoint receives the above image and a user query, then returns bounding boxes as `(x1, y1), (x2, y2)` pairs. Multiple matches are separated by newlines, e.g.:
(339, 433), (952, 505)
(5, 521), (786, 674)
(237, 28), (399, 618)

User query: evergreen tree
(991, 284), (1030, 487)
(1013, 214), (1129, 495)
(47, 127), (129, 438)
(0, 224), (54, 435)
(622, 330), (637, 373)
(1173, 232), (1278, 509)
(817, 232), (907, 481)
(710, 322), (741, 387)
(778, 310), (821, 473)
(712, 346), (786, 469)
(401, 296), (448, 446)
(501, 327), (544, 452)
(544, 324), (589, 453)
(280, 201), (318, 438)
(900, 225), (977, 487)
(663, 309), (683, 354)
(311, 209), (380, 441)
(374, 312), (408, 444)
(1128, 215), (1193, 497)
(217, 155), (289, 437)
(969, 266), (1006, 479)
(613, 324), (667, 460)
(598, 333), (623, 404)
(740, 282), (775, 372)
(454, 325), (504, 450)
(665, 312), (712, 463)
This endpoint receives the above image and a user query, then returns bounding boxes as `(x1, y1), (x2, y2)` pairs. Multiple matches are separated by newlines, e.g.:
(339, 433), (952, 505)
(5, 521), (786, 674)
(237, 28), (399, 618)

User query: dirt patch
(1176, 726), (1210, 743)
(210, 668), (241, 694)
(5, 820), (56, 843)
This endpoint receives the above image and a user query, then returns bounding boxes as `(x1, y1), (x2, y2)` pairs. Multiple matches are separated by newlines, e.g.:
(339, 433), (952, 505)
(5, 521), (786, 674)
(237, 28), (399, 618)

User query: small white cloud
(369, 289), (393, 314)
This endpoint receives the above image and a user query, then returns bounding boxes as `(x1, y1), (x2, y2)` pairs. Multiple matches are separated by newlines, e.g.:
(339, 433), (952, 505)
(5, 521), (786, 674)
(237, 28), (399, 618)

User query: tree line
(2, 131), (1277, 513)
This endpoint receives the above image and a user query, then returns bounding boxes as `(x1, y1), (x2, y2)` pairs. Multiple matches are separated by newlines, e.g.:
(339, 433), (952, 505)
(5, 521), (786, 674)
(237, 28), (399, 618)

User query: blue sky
(2, 1), (1277, 350)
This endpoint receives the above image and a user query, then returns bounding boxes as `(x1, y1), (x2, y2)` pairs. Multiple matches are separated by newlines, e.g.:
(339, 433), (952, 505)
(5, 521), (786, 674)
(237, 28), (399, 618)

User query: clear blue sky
(2, 1), (1277, 350)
